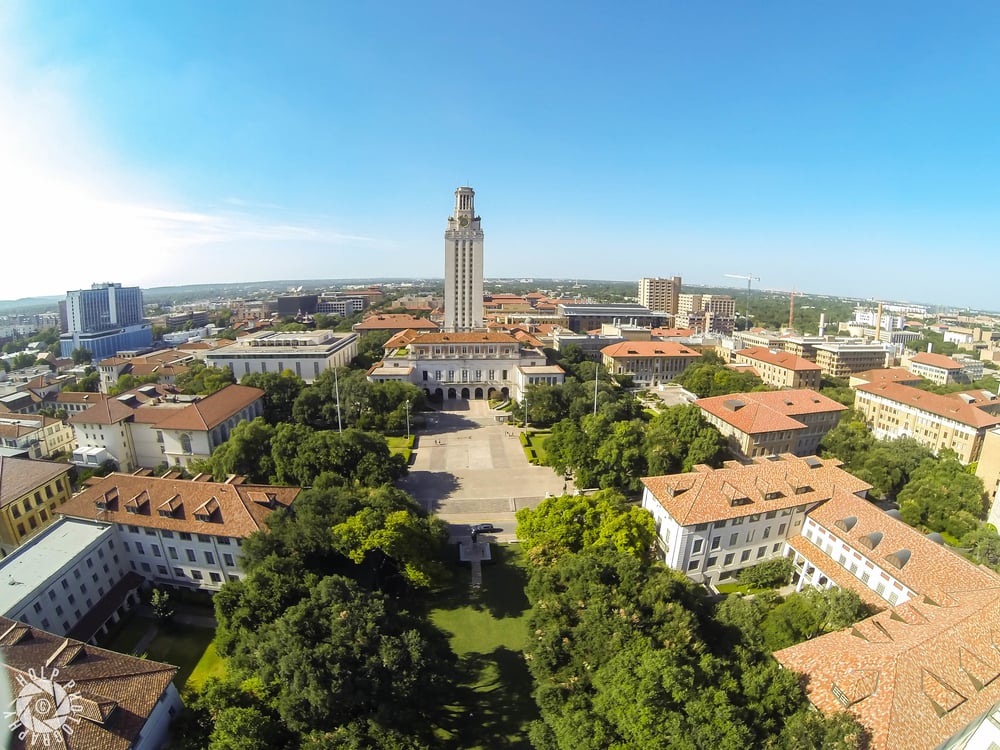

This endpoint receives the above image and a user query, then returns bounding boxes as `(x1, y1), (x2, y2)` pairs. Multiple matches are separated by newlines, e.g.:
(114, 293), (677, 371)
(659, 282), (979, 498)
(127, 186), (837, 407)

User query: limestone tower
(444, 186), (484, 332)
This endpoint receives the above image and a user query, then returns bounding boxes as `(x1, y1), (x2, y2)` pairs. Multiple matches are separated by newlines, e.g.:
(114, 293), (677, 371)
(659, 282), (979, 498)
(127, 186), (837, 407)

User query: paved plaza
(398, 399), (569, 541)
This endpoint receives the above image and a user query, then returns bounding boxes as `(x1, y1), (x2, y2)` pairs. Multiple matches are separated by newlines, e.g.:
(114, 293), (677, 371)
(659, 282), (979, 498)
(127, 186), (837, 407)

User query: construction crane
(724, 273), (760, 330)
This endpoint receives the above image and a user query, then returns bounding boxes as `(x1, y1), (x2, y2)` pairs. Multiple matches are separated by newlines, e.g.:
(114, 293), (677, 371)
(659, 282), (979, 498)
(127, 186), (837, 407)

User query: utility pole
(334, 367), (342, 434)
(724, 273), (761, 330)
(405, 399), (410, 440)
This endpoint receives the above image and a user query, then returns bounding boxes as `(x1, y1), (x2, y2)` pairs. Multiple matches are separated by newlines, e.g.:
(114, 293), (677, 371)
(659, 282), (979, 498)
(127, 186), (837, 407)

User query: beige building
(697, 389), (846, 459)
(978, 429), (1000, 527)
(676, 293), (736, 335)
(903, 351), (966, 385)
(0, 415), (75, 459)
(204, 329), (358, 383)
(367, 330), (562, 402)
(600, 340), (701, 387)
(444, 186), (485, 332)
(732, 347), (822, 389)
(638, 276), (682, 315)
(854, 382), (1000, 464)
(812, 341), (893, 377)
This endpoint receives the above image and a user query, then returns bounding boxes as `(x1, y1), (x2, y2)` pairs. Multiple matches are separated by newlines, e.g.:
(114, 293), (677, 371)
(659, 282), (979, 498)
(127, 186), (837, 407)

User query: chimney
(876, 301), (884, 334)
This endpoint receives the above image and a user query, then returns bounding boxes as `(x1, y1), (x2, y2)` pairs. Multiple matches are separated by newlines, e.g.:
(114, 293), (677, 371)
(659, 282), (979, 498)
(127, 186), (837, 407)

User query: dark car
(472, 523), (499, 533)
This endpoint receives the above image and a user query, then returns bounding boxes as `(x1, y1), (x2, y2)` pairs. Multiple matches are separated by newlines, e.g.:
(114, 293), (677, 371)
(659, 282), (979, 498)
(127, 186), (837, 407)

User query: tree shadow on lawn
(440, 648), (538, 750)
(480, 545), (531, 620)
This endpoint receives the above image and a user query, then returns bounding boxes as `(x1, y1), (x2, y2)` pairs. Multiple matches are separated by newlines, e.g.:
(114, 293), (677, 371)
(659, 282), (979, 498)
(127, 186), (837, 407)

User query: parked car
(472, 523), (499, 533)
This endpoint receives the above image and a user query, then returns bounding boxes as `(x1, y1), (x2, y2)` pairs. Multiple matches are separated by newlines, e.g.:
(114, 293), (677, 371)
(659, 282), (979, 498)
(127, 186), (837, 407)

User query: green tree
(71, 347), (93, 365)
(150, 588), (175, 622)
(175, 361), (236, 395)
(898, 455), (986, 535)
(645, 404), (728, 475)
(738, 557), (793, 589)
(204, 418), (276, 483)
(516, 489), (655, 565)
(241, 370), (305, 424)
(63, 367), (100, 392)
(818, 408), (875, 468)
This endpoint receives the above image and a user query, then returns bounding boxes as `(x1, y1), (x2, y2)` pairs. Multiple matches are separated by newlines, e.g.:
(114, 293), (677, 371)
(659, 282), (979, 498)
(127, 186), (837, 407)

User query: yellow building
(0, 456), (73, 555)
(733, 347), (822, 389)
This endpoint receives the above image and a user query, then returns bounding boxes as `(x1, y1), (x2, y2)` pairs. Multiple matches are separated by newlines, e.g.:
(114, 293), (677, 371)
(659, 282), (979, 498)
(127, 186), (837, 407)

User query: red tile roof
(851, 368), (924, 386)
(59, 473), (299, 538)
(354, 314), (438, 331)
(600, 341), (701, 358)
(855, 382), (1000, 429)
(641, 454), (871, 525)
(910, 352), (963, 370)
(736, 346), (822, 371)
(697, 389), (847, 435)
(0, 617), (178, 750)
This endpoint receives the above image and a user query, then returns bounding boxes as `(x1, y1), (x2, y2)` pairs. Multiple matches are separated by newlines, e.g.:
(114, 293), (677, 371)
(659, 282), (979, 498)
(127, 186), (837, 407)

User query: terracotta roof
(910, 352), (964, 370)
(851, 368), (924, 386)
(697, 389), (847, 435)
(736, 346), (822, 371)
(0, 616), (177, 750)
(354, 314), (438, 331)
(408, 332), (520, 344)
(0, 456), (71, 508)
(152, 384), (263, 431)
(641, 454), (871, 525)
(600, 341), (701, 358)
(59, 473), (299, 538)
(856, 382), (1000, 429)
(804, 491), (998, 602)
(775, 587), (1000, 750)
(784, 534), (887, 610)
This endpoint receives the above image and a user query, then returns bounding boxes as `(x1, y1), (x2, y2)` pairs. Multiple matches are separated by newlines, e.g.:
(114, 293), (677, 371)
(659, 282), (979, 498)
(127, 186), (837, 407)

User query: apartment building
(97, 348), (193, 394)
(853, 382), (1000, 464)
(0, 616), (181, 750)
(638, 276), (682, 315)
(732, 347), (822, 389)
(812, 341), (893, 377)
(696, 389), (846, 459)
(205, 329), (358, 383)
(600, 341), (701, 387)
(367, 330), (562, 401)
(69, 383), (264, 472)
(59, 473), (300, 592)
(556, 303), (665, 333)
(0, 456), (73, 555)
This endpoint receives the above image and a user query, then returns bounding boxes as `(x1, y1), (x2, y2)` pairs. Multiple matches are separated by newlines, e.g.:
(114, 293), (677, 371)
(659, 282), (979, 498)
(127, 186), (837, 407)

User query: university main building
(368, 187), (564, 401)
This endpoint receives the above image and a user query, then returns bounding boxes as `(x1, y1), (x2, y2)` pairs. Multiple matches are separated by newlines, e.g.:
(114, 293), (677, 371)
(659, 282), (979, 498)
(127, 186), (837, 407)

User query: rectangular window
(152, 546), (161, 557)
(217, 537), (231, 545)
(179, 532), (192, 541)
(135, 542), (144, 555)
(157, 565), (168, 575)
(47, 590), (55, 601)
(168, 547), (178, 560)
(756, 546), (767, 559)
(687, 560), (699, 571)
(731, 517), (743, 526)
(763, 527), (771, 540)
(706, 556), (718, 568)
(723, 553), (735, 566)
(223, 553), (235, 567)
(33, 602), (42, 614)
(161, 530), (174, 539)
(173, 568), (184, 577)
(204, 551), (215, 565)
(778, 524), (786, 536)
(141, 563), (151, 572)
(186, 549), (196, 563)
(710, 537), (721, 551)
(729, 533), (738, 546)
(692, 539), (703, 554)
(210, 572), (222, 583)
(144, 528), (155, 536)
(740, 549), (751, 562)
(191, 570), (204, 581)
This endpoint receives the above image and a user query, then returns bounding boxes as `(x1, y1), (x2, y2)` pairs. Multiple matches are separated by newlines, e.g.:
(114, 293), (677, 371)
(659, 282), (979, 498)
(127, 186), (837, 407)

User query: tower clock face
(458, 215), (470, 227)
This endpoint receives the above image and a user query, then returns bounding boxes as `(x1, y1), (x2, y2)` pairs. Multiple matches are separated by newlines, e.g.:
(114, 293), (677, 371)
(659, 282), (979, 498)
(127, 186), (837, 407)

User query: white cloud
(0, 10), (373, 301)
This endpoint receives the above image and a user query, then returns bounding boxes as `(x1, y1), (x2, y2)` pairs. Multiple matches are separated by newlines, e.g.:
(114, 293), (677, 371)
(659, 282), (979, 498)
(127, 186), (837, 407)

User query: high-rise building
(59, 283), (152, 359)
(638, 276), (682, 315)
(444, 186), (484, 332)
(677, 293), (737, 334)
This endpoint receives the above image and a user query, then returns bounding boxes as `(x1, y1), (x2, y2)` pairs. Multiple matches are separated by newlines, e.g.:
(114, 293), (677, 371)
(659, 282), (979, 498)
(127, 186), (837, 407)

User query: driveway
(399, 399), (569, 540)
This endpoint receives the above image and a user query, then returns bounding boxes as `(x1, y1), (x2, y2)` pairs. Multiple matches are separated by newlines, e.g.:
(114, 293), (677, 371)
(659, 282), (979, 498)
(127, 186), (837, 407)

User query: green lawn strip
(430, 545), (538, 749)
(715, 582), (771, 596)
(143, 624), (219, 690)
(386, 435), (413, 462)
(186, 638), (227, 690)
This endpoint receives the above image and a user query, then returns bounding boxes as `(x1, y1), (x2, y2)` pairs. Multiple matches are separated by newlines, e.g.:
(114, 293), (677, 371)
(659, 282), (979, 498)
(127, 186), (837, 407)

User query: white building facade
(205, 330), (358, 383)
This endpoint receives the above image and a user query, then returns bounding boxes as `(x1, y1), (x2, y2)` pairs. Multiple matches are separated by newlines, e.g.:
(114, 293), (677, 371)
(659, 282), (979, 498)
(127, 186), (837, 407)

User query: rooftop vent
(926, 532), (945, 545)
(804, 457), (823, 470)
(723, 399), (745, 412)
(157, 494), (182, 518)
(834, 516), (858, 532)
(858, 531), (884, 550)
(885, 509), (903, 520)
(194, 495), (221, 522)
(884, 548), (912, 569)
(124, 489), (150, 515)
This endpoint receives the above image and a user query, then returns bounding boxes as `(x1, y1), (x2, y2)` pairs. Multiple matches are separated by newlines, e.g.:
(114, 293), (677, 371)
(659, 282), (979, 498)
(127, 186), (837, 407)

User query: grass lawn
(716, 582), (772, 595)
(144, 624), (219, 690)
(104, 615), (155, 655)
(386, 435), (414, 463)
(523, 431), (551, 465)
(430, 544), (538, 750)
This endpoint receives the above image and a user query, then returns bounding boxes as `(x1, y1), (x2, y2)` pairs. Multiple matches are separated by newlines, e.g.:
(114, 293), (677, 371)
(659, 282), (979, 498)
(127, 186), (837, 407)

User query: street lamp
(405, 399), (411, 440)
(523, 396), (529, 434)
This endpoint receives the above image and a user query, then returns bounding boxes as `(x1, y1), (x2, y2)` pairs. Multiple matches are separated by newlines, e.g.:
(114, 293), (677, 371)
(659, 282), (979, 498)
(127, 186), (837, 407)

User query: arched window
(180, 434), (192, 454)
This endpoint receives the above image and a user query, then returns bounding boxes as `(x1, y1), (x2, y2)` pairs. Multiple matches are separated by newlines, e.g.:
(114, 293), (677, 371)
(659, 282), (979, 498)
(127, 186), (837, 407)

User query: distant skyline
(2, 3), (999, 309)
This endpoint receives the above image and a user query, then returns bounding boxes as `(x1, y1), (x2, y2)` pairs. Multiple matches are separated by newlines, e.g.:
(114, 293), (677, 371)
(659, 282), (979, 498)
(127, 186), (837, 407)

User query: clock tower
(444, 186), (484, 332)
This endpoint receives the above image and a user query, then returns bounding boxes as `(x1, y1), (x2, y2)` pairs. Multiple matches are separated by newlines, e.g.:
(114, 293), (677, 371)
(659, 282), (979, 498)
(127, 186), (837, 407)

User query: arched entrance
(487, 387), (499, 400)
(461, 387), (471, 399)
(501, 386), (510, 398)
(474, 387), (484, 399)
(447, 387), (457, 399)
(433, 387), (444, 401)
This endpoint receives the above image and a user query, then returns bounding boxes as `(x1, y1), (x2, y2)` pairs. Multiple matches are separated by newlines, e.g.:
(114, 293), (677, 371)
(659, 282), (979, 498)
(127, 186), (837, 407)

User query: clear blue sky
(2, 2), (999, 309)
